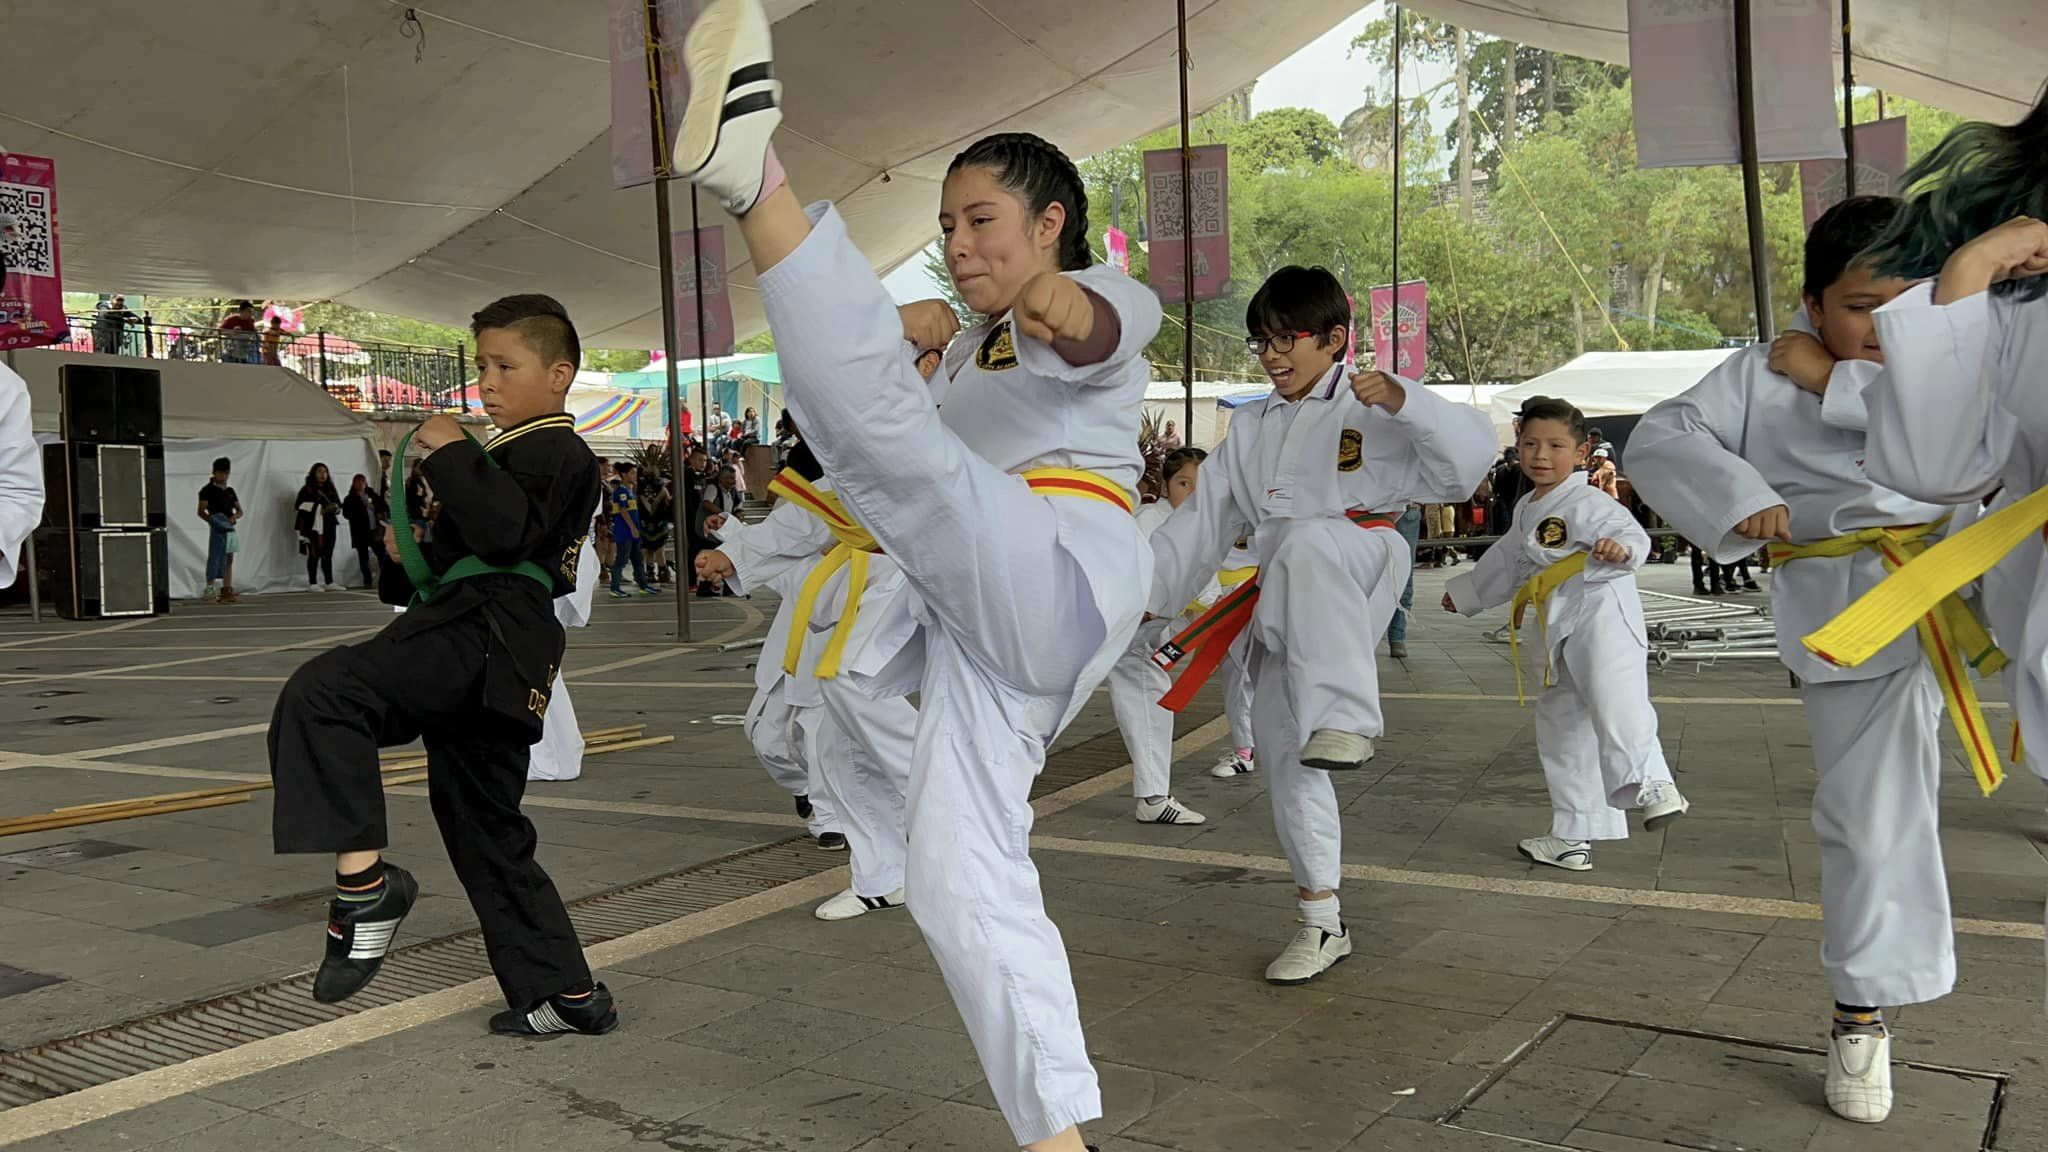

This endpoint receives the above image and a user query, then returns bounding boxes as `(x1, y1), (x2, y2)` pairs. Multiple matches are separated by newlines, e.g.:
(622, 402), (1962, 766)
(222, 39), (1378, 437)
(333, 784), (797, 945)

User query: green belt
(390, 426), (553, 607)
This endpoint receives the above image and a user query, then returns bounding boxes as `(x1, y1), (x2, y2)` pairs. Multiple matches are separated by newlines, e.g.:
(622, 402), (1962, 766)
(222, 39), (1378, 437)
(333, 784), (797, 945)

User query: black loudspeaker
(42, 441), (166, 530)
(33, 526), (170, 619)
(60, 364), (162, 445)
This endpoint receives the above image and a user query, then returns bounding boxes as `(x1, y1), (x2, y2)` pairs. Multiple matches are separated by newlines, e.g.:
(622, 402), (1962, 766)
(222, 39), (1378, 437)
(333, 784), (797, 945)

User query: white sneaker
(1637, 781), (1690, 830)
(1264, 925), (1352, 985)
(1135, 796), (1207, 825)
(1518, 835), (1593, 872)
(1826, 1027), (1893, 1123)
(1300, 729), (1372, 771)
(1210, 750), (1256, 779)
(674, 0), (783, 215)
(814, 887), (904, 922)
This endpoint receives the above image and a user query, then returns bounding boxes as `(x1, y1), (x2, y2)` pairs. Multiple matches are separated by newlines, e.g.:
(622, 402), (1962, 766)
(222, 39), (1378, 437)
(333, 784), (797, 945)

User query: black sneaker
(794, 792), (814, 820)
(816, 831), (847, 851)
(313, 863), (419, 1004)
(490, 983), (620, 1037)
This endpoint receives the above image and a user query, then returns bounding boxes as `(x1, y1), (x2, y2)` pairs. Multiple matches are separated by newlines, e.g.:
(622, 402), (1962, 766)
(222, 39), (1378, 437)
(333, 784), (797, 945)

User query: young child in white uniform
(1444, 397), (1688, 871)
(1209, 532), (1260, 780)
(1148, 265), (1495, 986)
(674, 6), (1158, 1146)
(528, 536), (598, 782)
(1631, 197), (1975, 1125)
(1109, 447), (1212, 826)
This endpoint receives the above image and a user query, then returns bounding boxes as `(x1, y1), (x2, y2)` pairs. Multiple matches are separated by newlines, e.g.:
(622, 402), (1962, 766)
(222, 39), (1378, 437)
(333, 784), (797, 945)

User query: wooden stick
(0, 795), (249, 837)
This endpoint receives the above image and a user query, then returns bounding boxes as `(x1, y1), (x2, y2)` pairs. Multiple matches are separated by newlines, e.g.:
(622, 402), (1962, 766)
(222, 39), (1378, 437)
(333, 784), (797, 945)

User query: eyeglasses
(1245, 331), (1317, 356)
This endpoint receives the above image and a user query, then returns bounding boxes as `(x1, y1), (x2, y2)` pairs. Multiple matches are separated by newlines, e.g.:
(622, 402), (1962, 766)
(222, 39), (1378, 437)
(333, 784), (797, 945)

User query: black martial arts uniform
(269, 411), (600, 1013)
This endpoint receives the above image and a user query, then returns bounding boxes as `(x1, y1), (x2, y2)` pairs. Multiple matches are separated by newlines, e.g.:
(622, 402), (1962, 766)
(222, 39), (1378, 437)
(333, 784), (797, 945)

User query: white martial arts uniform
(0, 362), (42, 588)
(1628, 340), (1959, 1005)
(528, 538), (598, 782)
(759, 203), (1159, 1144)
(1444, 482), (1672, 841)
(720, 484), (921, 901)
(1148, 365), (1495, 895)
(1109, 500), (1183, 799)
(729, 506), (843, 841)
(1219, 538), (1259, 752)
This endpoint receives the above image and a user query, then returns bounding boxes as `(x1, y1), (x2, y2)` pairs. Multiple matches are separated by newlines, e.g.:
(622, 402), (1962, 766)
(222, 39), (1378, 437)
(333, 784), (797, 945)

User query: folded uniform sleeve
(1864, 283), (2014, 504)
(1626, 351), (1785, 563)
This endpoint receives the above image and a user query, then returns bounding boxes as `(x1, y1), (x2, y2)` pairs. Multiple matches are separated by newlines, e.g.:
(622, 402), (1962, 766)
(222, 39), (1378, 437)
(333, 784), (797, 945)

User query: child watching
(197, 457), (241, 603)
(1443, 396), (1688, 873)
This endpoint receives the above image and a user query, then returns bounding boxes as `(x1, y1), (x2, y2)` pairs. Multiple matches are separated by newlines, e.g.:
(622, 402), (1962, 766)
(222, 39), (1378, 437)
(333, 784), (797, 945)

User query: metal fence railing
(51, 312), (469, 415)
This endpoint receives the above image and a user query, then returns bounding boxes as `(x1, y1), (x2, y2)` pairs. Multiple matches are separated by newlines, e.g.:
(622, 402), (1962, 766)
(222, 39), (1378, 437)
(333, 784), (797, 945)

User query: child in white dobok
(1630, 196), (1961, 1125)
(1149, 265), (1495, 987)
(1209, 530), (1260, 780)
(1444, 396), (1687, 872)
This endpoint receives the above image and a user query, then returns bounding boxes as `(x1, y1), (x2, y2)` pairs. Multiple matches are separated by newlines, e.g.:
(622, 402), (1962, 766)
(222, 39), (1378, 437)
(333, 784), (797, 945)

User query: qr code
(1147, 167), (1225, 239)
(0, 180), (55, 278)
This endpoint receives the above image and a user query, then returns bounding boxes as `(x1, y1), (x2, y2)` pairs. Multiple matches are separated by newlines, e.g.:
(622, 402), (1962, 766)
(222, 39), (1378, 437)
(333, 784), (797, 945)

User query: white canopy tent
(1486, 348), (1740, 444)
(1, 1), (2037, 349)
(12, 351), (380, 599)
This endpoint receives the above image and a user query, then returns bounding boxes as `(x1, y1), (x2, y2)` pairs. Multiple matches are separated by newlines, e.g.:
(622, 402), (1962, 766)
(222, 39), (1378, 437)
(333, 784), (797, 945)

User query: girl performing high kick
(674, 3), (1156, 1147)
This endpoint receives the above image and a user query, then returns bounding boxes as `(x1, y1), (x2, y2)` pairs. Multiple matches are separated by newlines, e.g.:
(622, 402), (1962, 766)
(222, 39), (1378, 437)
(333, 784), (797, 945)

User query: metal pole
(1840, 0), (1857, 197)
(1176, 0), (1195, 435)
(647, 0), (691, 642)
(692, 188), (711, 450)
(1734, 0), (1774, 341)
(1391, 5), (1402, 303)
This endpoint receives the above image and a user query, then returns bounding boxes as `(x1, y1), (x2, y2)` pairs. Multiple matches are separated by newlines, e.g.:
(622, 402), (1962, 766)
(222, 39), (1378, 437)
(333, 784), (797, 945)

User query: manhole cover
(1441, 1016), (2006, 1151)
(0, 841), (142, 868)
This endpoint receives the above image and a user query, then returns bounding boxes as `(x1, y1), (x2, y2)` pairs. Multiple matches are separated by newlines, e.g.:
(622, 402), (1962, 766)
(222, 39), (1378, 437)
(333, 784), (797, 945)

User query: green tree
(1233, 108), (1342, 171)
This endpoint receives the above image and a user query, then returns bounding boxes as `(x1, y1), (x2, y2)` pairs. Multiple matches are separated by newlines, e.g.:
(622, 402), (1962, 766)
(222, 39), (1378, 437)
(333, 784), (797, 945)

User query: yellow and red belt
(1791, 518), (2010, 795)
(769, 465), (1132, 679)
(1151, 511), (1395, 712)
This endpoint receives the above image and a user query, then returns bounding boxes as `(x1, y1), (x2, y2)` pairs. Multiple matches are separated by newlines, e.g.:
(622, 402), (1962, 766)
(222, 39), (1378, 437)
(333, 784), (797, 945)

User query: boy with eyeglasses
(1149, 264), (1494, 984)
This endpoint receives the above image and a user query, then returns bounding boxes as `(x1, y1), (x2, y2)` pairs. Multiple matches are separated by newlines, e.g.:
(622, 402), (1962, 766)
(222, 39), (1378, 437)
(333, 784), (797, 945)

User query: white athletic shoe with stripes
(1636, 780), (1691, 830)
(1135, 795), (1207, 825)
(673, 0), (782, 215)
(1518, 835), (1593, 872)
(815, 887), (906, 921)
(1210, 750), (1256, 779)
(1826, 1027), (1893, 1123)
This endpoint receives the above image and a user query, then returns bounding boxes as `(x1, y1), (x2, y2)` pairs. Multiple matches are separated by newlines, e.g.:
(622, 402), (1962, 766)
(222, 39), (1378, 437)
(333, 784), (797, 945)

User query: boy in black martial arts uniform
(268, 294), (618, 1037)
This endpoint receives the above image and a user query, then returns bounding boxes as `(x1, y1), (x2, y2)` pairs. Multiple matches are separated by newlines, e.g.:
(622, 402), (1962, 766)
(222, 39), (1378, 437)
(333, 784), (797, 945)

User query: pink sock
(752, 143), (786, 212)
(1236, 747), (1254, 760)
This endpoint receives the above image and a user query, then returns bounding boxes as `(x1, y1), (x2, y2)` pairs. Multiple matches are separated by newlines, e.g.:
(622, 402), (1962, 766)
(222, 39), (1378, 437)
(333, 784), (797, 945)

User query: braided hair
(1865, 87), (2048, 301)
(948, 132), (1093, 272)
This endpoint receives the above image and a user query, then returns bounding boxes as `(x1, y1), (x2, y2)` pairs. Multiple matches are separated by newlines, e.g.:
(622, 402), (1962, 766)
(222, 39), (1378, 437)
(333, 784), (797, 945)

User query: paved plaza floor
(1, 563), (2044, 1150)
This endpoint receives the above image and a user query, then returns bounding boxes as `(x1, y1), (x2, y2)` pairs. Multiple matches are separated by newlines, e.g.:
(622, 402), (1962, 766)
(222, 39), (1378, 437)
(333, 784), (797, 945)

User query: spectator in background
(376, 450), (393, 503)
(592, 455), (616, 583)
(607, 461), (657, 597)
(1385, 504), (1423, 659)
(294, 462), (341, 591)
(261, 314), (286, 366)
(198, 456), (241, 603)
(93, 295), (139, 356)
(742, 406), (761, 443)
(639, 468), (675, 584)
(219, 302), (259, 364)
(1159, 419), (1183, 452)
(341, 473), (380, 589)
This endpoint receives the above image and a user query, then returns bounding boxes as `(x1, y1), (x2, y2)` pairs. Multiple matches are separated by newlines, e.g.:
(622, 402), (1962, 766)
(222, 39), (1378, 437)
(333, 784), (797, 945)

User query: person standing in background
(198, 456), (242, 603)
(94, 295), (139, 356)
(295, 462), (341, 591)
(342, 473), (380, 589)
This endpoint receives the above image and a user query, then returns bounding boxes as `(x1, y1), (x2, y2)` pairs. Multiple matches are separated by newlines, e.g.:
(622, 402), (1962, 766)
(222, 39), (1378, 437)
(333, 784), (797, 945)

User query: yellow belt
(1186, 564), (1259, 618)
(1507, 551), (1588, 704)
(1789, 519), (2009, 795)
(769, 465), (1133, 679)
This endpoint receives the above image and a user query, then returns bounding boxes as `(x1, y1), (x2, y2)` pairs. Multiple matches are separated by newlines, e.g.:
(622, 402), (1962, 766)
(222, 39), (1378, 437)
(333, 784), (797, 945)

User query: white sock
(1300, 895), (1341, 933)
(1142, 794), (1166, 804)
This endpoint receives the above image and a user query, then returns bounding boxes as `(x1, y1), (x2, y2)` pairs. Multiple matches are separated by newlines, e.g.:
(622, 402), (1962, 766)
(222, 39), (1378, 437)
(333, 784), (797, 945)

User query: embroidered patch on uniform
(1336, 429), (1364, 472)
(561, 534), (586, 587)
(1234, 535), (1250, 551)
(1535, 516), (1569, 548)
(976, 321), (1018, 371)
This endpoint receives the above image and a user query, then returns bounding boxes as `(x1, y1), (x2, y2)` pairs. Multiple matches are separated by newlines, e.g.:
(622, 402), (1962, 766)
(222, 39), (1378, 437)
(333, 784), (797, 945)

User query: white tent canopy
(2, 1), (2037, 348)
(1486, 348), (1740, 443)
(13, 350), (380, 599)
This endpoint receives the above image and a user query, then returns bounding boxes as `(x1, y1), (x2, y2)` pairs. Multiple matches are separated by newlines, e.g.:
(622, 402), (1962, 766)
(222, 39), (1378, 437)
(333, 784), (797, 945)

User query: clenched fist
(1734, 504), (1792, 543)
(1941, 216), (2048, 303)
(413, 413), (466, 453)
(1350, 369), (1407, 413)
(1768, 331), (1836, 396)
(1014, 272), (1095, 346)
(899, 300), (960, 354)
(695, 549), (736, 584)
(1589, 537), (1631, 564)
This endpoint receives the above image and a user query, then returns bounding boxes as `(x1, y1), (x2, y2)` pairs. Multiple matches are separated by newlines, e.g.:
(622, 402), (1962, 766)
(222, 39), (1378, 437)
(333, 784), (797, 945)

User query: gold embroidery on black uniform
(976, 321), (1018, 371)
(1336, 429), (1363, 473)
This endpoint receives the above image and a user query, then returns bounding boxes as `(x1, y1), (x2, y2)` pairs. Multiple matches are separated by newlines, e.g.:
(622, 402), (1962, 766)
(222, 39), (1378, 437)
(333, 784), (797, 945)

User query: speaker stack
(36, 364), (171, 618)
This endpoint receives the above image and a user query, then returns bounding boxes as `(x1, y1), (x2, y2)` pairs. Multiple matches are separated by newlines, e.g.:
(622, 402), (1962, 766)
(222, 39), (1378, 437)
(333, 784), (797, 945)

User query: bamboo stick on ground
(0, 795), (249, 836)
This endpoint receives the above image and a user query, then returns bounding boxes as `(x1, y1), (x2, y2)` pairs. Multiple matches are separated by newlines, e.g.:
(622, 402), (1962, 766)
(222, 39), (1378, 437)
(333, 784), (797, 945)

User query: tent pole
(1391, 4), (1402, 303)
(1841, 0), (1857, 196)
(1176, 0), (1195, 438)
(1734, 0), (1774, 341)
(647, 0), (690, 642)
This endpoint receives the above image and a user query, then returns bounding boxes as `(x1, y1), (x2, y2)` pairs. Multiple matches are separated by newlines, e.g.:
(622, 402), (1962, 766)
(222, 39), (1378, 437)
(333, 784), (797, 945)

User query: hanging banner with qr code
(1626, 0), (1844, 170)
(610, 0), (701, 188)
(1369, 280), (1427, 378)
(1799, 118), (1910, 228)
(0, 153), (63, 352)
(1143, 145), (1229, 304)
(671, 225), (735, 358)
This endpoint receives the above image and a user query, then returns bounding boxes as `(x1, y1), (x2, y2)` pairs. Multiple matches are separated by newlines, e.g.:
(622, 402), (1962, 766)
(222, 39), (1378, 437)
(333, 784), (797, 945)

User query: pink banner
(610, 0), (700, 189)
(672, 225), (735, 358)
(0, 153), (63, 351)
(1103, 226), (1130, 274)
(1800, 117), (1911, 228)
(1143, 145), (1229, 303)
(1369, 280), (1426, 378)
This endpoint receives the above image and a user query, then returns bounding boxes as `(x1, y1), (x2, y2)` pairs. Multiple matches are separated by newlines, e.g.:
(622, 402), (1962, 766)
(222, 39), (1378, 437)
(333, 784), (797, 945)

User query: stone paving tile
(665, 1067), (943, 1151)
(674, 995), (892, 1066)
(259, 1058), (523, 1146)
(532, 1035), (786, 1124)
(4, 1093), (247, 1152)
(1086, 971), (1331, 1079)
(1453, 1059), (1619, 1144)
